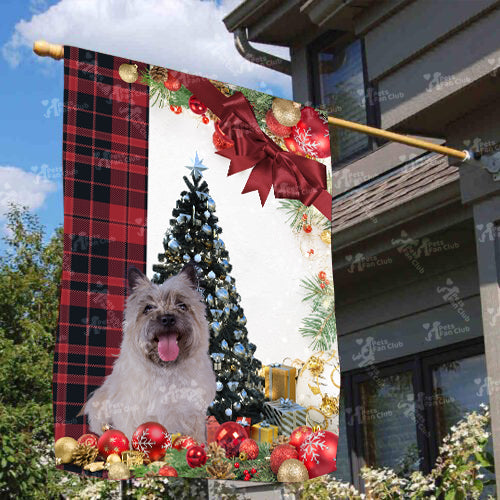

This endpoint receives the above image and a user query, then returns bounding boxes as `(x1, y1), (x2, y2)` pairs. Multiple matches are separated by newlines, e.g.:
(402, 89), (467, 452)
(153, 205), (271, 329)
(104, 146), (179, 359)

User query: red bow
(169, 72), (332, 220)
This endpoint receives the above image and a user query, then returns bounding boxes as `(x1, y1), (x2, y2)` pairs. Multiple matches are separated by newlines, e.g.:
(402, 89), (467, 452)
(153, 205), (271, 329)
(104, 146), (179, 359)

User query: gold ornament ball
(55, 437), (78, 464)
(108, 462), (131, 480)
(106, 453), (122, 465)
(320, 230), (331, 246)
(119, 63), (139, 83)
(277, 459), (309, 482)
(272, 98), (301, 127)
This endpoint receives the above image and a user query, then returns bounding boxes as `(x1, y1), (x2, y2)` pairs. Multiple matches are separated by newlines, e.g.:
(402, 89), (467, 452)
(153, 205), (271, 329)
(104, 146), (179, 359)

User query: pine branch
(299, 303), (336, 351)
(278, 199), (330, 232)
(140, 69), (192, 109)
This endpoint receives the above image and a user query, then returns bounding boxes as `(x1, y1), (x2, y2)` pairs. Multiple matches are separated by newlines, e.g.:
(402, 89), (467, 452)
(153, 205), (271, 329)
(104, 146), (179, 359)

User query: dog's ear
(179, 262), (199, 288)
(128, 266), (148, 291)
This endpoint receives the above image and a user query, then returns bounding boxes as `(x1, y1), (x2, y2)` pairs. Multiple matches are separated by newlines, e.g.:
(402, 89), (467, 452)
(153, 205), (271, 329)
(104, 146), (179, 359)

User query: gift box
(263, 364), (296, 400)
(250, 420), (279, 444)
(206, 416), (220, 443)
(263, 398), (307, 435)
(236, 417), (252, 437)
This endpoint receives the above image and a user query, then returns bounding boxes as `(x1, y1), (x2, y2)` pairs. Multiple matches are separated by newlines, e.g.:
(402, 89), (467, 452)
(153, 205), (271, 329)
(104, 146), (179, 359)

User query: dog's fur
(83, 265), (216, 442)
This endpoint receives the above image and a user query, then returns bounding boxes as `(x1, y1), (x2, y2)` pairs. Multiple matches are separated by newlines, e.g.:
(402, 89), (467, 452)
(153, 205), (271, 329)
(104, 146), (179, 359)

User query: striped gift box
(263, 398), (307, 436)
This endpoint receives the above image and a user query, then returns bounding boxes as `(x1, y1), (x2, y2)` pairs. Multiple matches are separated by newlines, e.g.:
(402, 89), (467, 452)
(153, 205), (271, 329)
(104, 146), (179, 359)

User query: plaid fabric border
(54, 47), (149, 441)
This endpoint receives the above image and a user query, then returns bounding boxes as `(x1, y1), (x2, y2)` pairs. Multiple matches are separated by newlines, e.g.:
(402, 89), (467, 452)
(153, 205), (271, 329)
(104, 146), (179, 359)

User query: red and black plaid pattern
(54, 47), (149, 441)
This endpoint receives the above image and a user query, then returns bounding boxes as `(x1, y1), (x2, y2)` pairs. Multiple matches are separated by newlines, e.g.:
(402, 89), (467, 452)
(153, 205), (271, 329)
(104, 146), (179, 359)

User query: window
(334, 339), (489, 490)
(310, 34), (380, 164)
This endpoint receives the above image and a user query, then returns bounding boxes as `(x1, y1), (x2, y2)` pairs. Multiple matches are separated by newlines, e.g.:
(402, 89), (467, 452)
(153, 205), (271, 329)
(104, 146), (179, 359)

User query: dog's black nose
(159, 314), (176, 327)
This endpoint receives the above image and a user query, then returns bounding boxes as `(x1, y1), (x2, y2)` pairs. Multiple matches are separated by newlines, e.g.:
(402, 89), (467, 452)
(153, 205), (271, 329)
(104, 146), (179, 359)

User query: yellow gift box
(250, 420), (279, 444)
(263, 364), (296, 400)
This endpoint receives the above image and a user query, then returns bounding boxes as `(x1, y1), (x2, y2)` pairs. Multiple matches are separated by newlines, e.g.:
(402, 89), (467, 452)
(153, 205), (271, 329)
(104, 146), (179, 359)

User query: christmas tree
(152, 153), (265, 423)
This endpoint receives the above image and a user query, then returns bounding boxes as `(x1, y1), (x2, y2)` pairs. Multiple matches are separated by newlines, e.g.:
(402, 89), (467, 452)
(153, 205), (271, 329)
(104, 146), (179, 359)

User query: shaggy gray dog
(84, 265), (216, 442)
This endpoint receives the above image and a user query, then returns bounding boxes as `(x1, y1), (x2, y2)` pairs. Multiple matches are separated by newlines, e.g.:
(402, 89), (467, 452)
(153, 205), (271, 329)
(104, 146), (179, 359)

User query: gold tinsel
(270, 435), (290, 453)
(84, 461), (105, 472)
(150, 65), (168, 83)
(320, 229), (331, 246)
(206, 459), (236, 480)
(277, 458), (309, 482)
(72, 443), (99, 467)
(209, 79), (232, 97)
(207, 442), (226, 461)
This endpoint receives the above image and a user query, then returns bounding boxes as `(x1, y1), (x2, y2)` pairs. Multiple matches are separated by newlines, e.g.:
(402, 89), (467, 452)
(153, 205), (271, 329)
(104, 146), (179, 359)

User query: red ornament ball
(234, 462), (240, 468)
(202, 115), (210, 124)
(158, 465), (178, 477)
(303, 224), (312, 233)
(213, 121), (234, 151)
(186, 444), (207, 468)
(215, 422), (247, 458)
(251, 468), (257, 474)
(239, 438), (259, 460)
(291, 107), (330, 158)
(320, 283), (325, 289)
(189, 95), (208, 115)
(164, 73), (181, 91)
(289, 425), (313, 451)
(132, 422), (172, 462)
(299, 430), (338, 478)
(77, 433), (99, 448)
(265, 109), (292, 138)
(244, 475), (250, 481)
(318, 271), (327, 281)
(170, 105), (182, 114)
(97, 429), (129, 459)
(172, 435), (197, 450)
(270, 444), (299, 474)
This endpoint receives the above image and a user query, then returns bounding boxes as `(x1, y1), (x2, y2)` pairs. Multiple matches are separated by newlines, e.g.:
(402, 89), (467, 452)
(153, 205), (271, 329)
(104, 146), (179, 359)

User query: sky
(0, 0), (291, 247)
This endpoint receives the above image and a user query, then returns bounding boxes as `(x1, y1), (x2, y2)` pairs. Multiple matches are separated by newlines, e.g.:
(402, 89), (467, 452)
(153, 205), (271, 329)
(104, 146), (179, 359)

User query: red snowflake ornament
(299, 430), (338, 478)
(97, 429), (129, 459)
(132, 421), (172, 462)
(291, 107), (330, 158)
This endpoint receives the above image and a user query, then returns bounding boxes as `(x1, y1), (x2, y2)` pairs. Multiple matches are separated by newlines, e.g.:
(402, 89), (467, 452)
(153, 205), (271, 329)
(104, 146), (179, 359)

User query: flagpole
(31, 39), (472, 163)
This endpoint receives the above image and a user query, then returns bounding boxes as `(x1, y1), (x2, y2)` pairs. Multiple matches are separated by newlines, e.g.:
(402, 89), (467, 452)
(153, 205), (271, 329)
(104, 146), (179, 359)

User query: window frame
(308, 31), (383, 167)
(338, 337), (486, 491)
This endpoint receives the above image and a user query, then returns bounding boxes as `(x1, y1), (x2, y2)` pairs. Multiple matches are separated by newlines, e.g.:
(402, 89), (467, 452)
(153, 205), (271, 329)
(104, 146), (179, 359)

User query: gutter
(234, 28), (291, 75)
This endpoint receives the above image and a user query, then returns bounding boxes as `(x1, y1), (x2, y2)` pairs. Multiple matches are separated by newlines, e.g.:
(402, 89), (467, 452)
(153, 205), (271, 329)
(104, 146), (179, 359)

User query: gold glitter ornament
(106, 453), (122, 466)
(108, 462), (130, 480)
(320, 230), (331, 245)
(119, 63), (138, 83)
(55, 437), (78, 464)
(272, 98), (301, 127)
(277, 458), (309, 482)
(320, 394), (339, 418)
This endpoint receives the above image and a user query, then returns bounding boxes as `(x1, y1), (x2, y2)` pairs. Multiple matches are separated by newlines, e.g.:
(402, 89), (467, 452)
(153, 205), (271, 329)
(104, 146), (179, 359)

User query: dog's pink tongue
(157, 332), (179, 361)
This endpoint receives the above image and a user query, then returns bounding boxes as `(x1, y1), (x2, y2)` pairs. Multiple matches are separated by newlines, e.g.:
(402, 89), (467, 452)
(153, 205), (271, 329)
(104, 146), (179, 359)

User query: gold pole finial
(33, 40), (64, 60)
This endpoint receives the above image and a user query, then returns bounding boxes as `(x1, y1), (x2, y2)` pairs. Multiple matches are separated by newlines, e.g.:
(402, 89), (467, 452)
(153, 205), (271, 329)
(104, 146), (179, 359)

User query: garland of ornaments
(142, 66), (331, 160)
(54, 421), (337, 482)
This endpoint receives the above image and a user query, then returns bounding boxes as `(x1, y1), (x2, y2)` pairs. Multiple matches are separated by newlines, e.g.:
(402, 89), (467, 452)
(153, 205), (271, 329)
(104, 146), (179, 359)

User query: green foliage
(289, 406), (496, 500)
(299, 275), (336, 351)
(140, 69), (192, 109)
(278, 198), (330, 232)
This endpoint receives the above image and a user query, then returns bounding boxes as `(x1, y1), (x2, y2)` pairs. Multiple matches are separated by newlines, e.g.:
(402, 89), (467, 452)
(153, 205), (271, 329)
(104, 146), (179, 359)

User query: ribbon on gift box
(169, 71), (332, 221)
(264, 399), (307, 435)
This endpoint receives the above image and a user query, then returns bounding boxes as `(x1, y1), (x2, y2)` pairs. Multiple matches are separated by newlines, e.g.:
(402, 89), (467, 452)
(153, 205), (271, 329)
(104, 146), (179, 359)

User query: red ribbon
(169, 72), (332, 220)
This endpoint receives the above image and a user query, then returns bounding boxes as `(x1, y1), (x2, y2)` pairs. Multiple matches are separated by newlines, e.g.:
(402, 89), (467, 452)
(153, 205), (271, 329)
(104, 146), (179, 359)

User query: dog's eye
(143, 304), (154, 314)
(178, 303), (187, 311)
